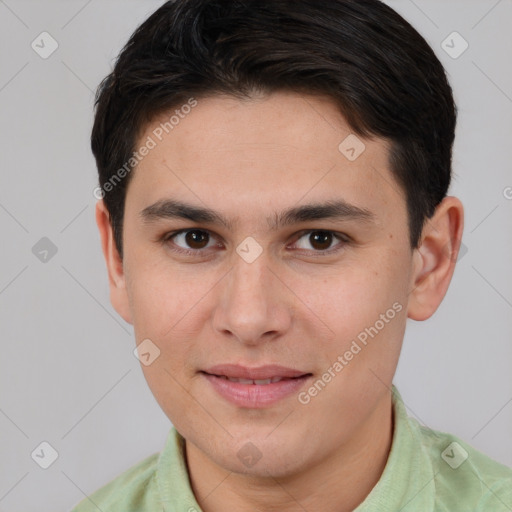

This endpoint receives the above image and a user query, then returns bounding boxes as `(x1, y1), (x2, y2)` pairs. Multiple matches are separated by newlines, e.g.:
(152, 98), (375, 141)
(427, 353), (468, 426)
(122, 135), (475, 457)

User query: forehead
(127, 91), (404, 229)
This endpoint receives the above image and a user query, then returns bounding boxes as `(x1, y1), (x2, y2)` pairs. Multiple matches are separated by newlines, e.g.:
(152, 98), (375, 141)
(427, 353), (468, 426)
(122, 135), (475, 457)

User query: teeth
(237, 378), (254, 384)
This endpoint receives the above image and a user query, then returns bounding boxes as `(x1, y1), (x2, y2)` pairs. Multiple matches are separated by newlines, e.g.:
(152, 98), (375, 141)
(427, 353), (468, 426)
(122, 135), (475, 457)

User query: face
(101, 92), (427, 477)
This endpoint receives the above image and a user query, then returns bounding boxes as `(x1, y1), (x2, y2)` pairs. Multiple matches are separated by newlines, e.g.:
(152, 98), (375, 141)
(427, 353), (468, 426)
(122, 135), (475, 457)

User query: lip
(201, 364), (312, 408)
(203, 364), (309, 380)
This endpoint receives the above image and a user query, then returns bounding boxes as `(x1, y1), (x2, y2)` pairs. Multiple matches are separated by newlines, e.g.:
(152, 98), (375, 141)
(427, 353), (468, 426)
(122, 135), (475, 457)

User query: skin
(96, 91), (464, 512)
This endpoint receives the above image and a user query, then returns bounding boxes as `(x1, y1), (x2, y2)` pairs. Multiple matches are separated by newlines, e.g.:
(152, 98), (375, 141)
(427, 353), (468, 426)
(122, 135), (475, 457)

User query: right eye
(163, 229), (223, 256)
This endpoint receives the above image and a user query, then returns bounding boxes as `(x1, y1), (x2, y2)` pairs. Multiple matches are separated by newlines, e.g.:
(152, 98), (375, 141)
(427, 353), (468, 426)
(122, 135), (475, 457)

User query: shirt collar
(157, 421), (202, 511)
(354, 385), (436, 511)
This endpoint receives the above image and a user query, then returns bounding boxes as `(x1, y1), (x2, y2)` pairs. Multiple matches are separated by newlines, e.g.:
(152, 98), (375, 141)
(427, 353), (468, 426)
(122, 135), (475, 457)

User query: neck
(185, 392), (394, 512)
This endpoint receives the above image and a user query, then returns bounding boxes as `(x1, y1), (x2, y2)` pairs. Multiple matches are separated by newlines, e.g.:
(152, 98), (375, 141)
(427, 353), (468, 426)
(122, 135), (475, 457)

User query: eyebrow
(140, 198), (377, 231)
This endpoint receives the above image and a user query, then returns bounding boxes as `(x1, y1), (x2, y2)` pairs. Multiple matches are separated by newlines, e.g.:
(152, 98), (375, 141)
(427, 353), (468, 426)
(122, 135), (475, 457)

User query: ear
(407, 196), (464, 321)
(95, 200), (133, 325)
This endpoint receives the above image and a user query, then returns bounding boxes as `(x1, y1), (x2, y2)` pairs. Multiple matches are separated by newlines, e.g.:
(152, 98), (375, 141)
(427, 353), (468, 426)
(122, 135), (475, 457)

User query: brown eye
(167, 229), (215, 252)
(183, 230), (210, 249)
(309, 231), (333, 250)
(292, 230), (348, 253)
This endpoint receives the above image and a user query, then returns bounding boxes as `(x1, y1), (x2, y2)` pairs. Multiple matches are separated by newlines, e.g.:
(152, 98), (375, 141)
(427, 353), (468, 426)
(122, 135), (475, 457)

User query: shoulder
(70, 451), (161, 512)
(417, 422), (512, 510)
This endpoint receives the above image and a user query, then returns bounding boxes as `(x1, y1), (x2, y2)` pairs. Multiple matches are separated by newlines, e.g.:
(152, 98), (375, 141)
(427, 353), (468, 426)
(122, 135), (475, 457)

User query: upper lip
(202, 364), (310, 380)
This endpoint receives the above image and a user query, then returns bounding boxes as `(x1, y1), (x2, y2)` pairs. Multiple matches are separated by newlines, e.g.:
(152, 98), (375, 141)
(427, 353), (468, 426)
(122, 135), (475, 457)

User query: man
(73, 0), (512, 510)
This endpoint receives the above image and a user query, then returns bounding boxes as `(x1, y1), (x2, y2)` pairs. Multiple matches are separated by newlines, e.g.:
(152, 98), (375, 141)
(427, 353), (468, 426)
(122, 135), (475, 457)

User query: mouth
(200, 364), (313, 408)
(202, 363), (311, 380)
(203, 374), (302, 385)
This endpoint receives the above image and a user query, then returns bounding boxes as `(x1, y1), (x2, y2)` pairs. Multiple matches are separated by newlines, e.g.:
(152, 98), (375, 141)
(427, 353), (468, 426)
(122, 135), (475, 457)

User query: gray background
(0, 1), (511, 511)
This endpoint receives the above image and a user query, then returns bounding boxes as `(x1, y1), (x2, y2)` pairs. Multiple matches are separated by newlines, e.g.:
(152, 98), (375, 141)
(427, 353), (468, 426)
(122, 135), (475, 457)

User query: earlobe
(95, 200), (133, 324)
(407, 196), (464, 321)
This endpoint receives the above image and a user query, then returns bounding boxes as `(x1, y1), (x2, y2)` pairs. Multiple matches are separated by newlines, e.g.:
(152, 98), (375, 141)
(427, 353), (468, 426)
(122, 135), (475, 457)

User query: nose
(212, 251), (292, 346)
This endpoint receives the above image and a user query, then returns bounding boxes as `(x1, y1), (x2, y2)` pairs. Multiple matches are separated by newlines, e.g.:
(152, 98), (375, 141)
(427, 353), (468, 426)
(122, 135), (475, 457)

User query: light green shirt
(71, 385), (512, 511)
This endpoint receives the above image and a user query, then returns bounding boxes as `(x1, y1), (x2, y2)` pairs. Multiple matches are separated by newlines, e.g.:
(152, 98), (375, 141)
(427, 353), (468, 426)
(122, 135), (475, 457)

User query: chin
(209, 434), (310, 478)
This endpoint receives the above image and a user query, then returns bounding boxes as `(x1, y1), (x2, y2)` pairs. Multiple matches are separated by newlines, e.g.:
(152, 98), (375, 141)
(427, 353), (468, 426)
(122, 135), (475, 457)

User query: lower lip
(202, 373), (312, 408)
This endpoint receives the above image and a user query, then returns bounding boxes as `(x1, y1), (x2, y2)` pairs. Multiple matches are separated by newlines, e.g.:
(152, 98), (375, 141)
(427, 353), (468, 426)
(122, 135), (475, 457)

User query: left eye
(292, 230), (347, 252)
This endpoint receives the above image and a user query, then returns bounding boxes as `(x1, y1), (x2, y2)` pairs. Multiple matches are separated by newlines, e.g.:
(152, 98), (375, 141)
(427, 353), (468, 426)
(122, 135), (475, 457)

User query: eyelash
(161, 229), (351, 258)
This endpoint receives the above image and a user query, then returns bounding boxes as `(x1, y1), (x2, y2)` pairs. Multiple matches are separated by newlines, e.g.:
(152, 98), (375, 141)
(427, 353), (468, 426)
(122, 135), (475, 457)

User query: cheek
(126, 256), (205, 338)
(295, 260), (405, 337)
(293, 256), (409, 392)
(126, 260), (218, 382)
(293, 261), (407, 415)
(126, 264), (210, 423)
